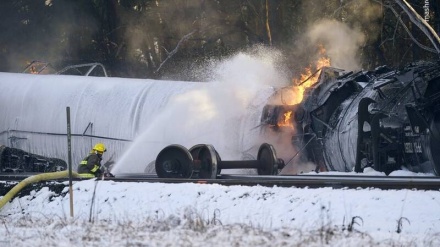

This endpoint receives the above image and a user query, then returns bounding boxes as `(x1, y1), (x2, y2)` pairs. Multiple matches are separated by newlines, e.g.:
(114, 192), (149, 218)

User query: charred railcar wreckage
(261, 61), (440, 176)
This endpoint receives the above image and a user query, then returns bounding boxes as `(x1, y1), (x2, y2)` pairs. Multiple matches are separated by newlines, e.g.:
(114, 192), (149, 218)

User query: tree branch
(395, 0), (440, 55)
(155, 30), (197, 74)
(265, 0), (272, 46)
(388, 5), (437, 53)
(373, 0), (438, 54)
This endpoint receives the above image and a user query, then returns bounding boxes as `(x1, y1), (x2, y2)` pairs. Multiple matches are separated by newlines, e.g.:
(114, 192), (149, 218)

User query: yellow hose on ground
(0, 170), (81, 210)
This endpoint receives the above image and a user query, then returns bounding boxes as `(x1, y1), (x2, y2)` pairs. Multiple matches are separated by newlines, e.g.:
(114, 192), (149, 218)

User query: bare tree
(395, 0), (440, 55)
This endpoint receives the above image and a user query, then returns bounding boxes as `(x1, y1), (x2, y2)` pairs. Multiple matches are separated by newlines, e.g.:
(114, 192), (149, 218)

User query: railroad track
(113, 173), (440, 190)
(1, 173), (439, 191)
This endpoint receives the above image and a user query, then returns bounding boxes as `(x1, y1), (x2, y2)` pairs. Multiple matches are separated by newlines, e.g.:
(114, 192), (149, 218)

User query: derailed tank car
(261, 61), (440, 175)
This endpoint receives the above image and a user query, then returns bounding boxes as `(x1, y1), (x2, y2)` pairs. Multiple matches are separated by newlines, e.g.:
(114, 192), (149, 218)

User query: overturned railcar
(262, 61), (440, 175)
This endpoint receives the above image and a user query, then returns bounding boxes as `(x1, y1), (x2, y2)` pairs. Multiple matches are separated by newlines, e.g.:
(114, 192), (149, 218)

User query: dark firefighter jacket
(78, 152), (102, 177)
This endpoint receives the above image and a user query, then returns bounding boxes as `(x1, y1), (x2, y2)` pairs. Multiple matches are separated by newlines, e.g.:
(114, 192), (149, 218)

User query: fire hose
(0, 170), (81, 210)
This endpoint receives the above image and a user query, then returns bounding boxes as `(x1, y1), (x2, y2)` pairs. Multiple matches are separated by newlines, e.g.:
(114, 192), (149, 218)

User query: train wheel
(257, 143), (279, 175)
(155, 145), (194, 178)
(189, 144), (219, 179)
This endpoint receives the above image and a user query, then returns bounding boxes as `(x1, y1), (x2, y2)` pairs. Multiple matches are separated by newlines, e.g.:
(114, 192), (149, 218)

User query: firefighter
(78, 143), (107, 178)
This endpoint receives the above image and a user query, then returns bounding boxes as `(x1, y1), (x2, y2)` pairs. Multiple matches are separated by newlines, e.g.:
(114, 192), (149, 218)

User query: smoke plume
(307, 19), (365, 70)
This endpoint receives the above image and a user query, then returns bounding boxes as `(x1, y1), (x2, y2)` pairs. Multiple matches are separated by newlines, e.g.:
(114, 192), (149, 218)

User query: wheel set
(155, 143), (285, 179)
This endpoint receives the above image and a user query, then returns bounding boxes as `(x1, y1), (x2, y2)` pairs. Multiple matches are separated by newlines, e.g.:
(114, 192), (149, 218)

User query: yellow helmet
(93, 143), (107, 153)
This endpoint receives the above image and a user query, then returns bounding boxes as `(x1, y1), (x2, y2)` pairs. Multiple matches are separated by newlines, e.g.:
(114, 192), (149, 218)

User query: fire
(276, 45), (331, 127)
(291, 45), (331, 104)
(278, 110), (292, 127)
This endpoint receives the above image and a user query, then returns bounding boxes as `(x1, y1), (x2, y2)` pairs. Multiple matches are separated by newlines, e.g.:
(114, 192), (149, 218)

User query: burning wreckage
(1, 60), (439, 178)
(155, 60), (440, 178)
(261, 61), (440, 176)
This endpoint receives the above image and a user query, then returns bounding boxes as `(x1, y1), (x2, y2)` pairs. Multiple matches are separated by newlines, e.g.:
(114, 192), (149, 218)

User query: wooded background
(0, 0), (439, 81)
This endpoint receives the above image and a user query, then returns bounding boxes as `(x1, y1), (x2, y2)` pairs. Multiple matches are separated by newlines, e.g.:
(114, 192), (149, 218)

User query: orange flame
(291, 45), (331, 105)
(278, 110), (292, 127)
(276, 45), (331, 127)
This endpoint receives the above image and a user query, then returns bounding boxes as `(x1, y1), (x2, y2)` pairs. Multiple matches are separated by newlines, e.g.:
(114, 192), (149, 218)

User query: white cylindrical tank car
(0, 71), (274, 174)
(0, 72), (203, 172)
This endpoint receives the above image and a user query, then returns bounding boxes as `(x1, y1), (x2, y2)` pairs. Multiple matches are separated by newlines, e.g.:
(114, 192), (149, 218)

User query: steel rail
(111, 173), (440, 190)
(2, 173), (438, 191)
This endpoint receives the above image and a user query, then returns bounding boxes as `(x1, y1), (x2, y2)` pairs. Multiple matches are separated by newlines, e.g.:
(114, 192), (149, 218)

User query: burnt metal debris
(0, 145), (67, 173)
(261, 60), (440, 176)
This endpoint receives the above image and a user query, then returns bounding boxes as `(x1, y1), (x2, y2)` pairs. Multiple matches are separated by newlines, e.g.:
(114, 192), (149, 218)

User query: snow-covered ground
(1, 168), (439, 246)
